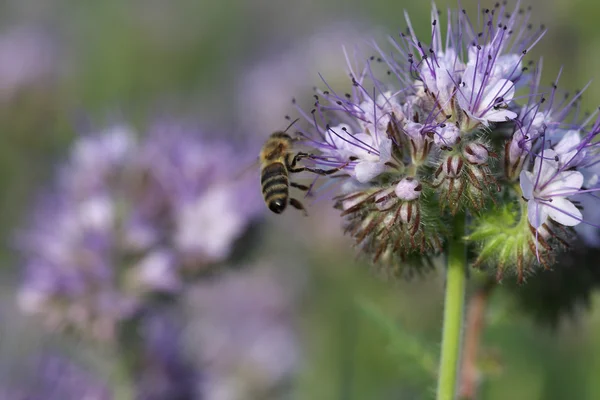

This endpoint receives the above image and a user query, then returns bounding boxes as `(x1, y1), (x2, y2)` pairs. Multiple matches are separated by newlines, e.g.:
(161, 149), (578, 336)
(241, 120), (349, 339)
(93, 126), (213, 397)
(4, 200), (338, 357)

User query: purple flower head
(135, 121), (262, 265)
(183, 266), (300, 398)
(296, 2), (544, 186)
(387, 1), (544, 129)
(16, 120), (262, 341)
(289, 2), (600, 279)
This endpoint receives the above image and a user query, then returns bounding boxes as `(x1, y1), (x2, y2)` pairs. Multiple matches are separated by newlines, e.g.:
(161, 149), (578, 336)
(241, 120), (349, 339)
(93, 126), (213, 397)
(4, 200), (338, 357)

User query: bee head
(269, 131), (292, 141)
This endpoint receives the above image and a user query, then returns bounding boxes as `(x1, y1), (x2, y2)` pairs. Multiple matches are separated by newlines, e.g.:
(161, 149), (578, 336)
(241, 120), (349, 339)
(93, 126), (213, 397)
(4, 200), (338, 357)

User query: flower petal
(434, 124), (460, 146)
(480, 79), (516, 121)
(355, 160), (386, 183)
(325, 123), (353, 150)
(456, 65), (478, 112)
(491, 53), (521, 80)
(554, 130), (584, 167)
(546, 197), (582, 226)
(484, 108), (517, 122)
(532, 149), (558, 187)
(528, 199), (548, 228)
(543, 170), (584, 196)
(519, 170), (534, 199)
(376, 137), (393, 163)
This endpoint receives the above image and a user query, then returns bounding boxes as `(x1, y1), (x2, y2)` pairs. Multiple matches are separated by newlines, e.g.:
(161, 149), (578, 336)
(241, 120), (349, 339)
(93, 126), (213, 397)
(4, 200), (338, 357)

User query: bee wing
(233, 157), (261, 181)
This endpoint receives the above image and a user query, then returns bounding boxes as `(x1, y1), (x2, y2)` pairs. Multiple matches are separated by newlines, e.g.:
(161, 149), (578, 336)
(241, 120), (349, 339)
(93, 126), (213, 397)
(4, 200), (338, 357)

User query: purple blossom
(510, 61), (600, 240)
(1, 353), (110, 400)
(507, 61), (589, 179)
(390, 1), (543, 128)
(520, 149), (584, 228)
(137, 122), (261, 265)
(183, 266), (300, 399)
(296, 1), (543, 194)
(16, 121), (262, 342)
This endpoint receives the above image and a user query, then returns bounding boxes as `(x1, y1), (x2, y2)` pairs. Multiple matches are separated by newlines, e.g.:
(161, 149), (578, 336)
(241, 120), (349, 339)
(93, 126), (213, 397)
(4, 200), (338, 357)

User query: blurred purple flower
(16, 121), (262, 342)
(0, 25), (58, 101)
(136, 310), (197, 400)
(183, 266), (300, 400)
(236, 23), (369, 135)
(1, 353), (110, 400)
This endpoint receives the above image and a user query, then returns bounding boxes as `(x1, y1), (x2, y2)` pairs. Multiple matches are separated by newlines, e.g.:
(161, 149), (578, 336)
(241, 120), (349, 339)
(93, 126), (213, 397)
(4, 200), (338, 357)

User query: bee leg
(290, 182), (310, 191)
(292, 164), (350, 175)
(290, 181), (314, 198)
(303, 165), (349, 175)
(289, 198), (308, 216)
(287, 153), (349, 175)
(286, 152), (311, 173)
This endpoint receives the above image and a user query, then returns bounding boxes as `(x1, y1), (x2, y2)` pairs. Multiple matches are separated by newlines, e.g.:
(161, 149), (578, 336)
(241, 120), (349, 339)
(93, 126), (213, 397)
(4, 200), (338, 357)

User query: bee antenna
(283, 117), (300, 133)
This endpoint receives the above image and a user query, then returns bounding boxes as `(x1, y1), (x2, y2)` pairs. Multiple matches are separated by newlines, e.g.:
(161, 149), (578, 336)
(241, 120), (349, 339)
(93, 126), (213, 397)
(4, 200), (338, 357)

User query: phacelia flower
(16, 121), (262, 341)
(290, 1), (599, 281)
(292, 1), (542, 276)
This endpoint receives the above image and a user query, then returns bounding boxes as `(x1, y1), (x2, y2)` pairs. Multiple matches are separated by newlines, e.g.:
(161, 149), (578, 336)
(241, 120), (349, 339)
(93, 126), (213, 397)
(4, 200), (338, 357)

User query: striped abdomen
(261, 162), (289, 214)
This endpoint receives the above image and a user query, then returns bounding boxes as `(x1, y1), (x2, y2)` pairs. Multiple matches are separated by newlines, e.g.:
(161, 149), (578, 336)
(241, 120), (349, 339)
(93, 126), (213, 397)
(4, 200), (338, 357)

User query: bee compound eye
(269, 199), (287, 214)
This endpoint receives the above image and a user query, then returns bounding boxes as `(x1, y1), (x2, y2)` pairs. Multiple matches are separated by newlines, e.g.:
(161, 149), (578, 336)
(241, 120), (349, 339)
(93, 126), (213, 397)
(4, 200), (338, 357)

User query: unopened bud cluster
(294, 2), (600, 280)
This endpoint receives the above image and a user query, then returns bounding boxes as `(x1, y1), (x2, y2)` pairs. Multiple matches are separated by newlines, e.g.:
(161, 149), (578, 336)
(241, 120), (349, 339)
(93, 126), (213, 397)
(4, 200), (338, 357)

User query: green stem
(436, 212), (467, 400)
(112, 353), (136, 400)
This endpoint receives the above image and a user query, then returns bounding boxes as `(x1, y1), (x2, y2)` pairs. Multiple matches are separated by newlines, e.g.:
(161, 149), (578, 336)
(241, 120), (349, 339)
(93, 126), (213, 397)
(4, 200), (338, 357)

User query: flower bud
(434, 124), (460, 147)
(375, 187), (398, 210)
(395, 177), (422, 201)
(404, 121), (432, 163)
(463, 143), (489, 165)
(441, 155), (463, 178)
(505, 130), (530, 180)
(398, 202), (416, 224)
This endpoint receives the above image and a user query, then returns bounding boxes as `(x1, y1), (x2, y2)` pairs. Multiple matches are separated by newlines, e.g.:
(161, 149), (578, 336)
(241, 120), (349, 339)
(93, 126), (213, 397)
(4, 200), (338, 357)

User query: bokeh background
(1, 0), (600, 399)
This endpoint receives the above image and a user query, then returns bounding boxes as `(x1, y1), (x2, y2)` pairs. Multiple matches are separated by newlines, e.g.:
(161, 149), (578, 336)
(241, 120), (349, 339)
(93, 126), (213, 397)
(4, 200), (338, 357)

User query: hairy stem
(436, 212), (467, 400)
(458, 279), (496, 399)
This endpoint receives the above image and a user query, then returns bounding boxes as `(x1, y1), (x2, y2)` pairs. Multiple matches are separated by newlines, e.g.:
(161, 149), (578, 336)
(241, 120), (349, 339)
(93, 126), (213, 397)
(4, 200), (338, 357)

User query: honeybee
(259, 120), (347, 215)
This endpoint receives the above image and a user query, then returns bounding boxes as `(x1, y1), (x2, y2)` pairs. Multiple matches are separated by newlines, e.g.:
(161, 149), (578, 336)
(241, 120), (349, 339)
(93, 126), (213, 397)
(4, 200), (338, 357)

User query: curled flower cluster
(294, 2), (600, 280)
(16, 122), (262, 341)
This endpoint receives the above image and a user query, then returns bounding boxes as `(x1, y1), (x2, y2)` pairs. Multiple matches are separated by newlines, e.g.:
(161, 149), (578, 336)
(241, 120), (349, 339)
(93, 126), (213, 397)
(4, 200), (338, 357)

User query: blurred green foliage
(2, 0), (600, 399)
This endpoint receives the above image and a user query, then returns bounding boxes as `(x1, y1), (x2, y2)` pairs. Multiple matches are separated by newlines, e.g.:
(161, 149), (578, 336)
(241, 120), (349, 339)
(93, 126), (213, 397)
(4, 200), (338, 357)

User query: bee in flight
(259, 120), (346, 215)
